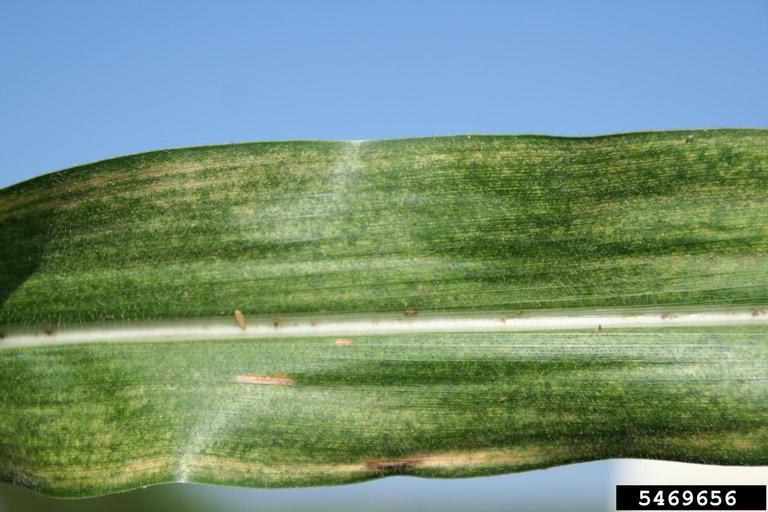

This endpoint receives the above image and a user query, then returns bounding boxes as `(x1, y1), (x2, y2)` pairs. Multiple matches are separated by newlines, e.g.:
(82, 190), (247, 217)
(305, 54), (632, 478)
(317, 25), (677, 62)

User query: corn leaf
(1, 129), (767, 497)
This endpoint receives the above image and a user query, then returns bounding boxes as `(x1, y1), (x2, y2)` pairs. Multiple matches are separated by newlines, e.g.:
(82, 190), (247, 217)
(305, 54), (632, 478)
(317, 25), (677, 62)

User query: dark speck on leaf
(364, 457), (422, 471)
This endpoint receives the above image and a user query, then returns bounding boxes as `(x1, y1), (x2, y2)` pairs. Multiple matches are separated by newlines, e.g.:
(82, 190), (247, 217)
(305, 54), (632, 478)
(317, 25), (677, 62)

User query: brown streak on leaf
(234, 309), (246, 330)
(236, 374), (294, 385)
(361, 447), (550, 472)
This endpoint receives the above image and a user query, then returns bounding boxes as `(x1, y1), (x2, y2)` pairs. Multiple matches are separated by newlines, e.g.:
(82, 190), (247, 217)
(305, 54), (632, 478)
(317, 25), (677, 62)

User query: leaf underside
(1, 129), (767, 497)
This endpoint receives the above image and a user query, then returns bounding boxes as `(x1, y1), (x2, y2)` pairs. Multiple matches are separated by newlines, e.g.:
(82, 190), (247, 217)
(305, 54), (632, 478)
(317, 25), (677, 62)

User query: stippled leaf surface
(1, 130), (767, 496)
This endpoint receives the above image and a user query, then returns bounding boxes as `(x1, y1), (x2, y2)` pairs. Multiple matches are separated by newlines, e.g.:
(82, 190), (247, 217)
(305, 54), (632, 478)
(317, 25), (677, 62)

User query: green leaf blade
(1, 129), (767, 496)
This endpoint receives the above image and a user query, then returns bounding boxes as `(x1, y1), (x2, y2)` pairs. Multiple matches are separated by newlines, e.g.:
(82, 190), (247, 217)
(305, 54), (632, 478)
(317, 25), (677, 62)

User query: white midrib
(2, 307), (767, 349)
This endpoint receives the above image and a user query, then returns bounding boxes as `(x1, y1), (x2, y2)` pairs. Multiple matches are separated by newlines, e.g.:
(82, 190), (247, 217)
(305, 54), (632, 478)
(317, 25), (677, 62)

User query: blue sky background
(1, 0), (766, 188)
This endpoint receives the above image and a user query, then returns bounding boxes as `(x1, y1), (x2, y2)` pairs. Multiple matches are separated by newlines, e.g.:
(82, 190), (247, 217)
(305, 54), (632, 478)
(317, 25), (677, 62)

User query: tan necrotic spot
(235, 374), (294, 385)
(234, 309), (246, 329)
(361, 447), (550, 472)
(334, 338), (353, 346)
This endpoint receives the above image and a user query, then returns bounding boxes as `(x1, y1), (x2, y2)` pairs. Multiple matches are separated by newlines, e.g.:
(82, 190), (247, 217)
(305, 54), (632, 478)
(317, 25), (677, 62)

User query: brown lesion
(235, 374), (294, 385)
(361, 447), (551, 472)
(185, 447), (558, 485)
(233, 309), (246, 329)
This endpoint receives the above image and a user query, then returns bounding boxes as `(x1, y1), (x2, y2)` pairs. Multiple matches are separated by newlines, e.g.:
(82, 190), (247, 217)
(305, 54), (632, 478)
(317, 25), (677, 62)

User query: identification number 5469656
(616, 485), (765, 511)
(638, 489), (736, 508)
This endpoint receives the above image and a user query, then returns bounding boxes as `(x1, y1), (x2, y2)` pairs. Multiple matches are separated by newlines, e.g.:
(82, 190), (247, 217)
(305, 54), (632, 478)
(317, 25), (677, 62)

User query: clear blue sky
(1, 0), (766, 187)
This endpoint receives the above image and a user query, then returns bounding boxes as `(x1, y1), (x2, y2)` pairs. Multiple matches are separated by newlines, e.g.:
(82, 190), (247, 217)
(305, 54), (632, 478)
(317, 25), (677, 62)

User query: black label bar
(616, 485), (766, 510)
